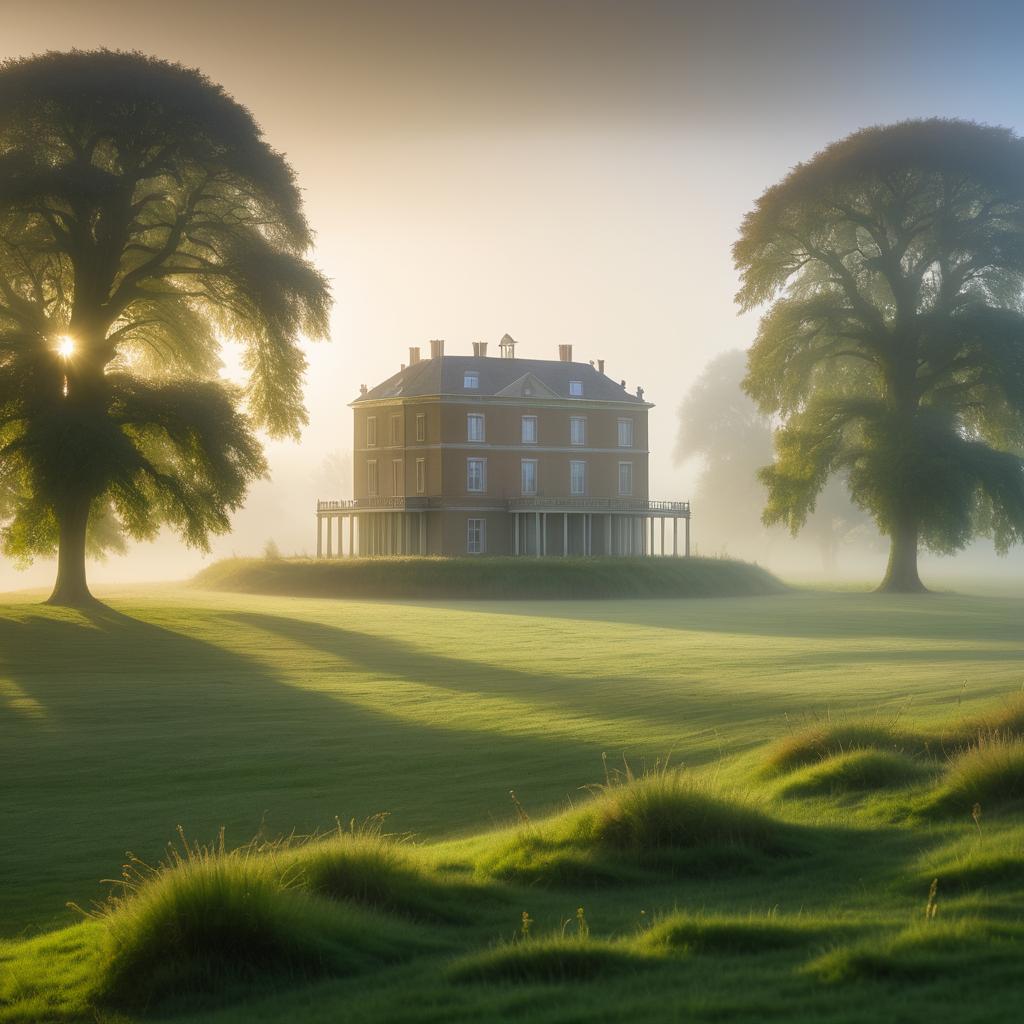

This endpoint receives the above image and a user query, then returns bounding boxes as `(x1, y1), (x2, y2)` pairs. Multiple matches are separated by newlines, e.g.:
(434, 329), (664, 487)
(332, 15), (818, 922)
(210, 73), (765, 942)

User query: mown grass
(3, 584), (1024, 1022)
(193, 555), (786, 600)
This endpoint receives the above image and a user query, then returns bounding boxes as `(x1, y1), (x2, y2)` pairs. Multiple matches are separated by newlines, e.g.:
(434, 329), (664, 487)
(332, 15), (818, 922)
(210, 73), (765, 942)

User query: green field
(2, 585), (1024, 1022)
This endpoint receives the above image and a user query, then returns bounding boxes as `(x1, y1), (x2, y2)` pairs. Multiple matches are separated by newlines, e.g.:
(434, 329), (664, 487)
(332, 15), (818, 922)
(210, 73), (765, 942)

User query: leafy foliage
(736, 119), (1024, 589)
(0, 50), (329, 598)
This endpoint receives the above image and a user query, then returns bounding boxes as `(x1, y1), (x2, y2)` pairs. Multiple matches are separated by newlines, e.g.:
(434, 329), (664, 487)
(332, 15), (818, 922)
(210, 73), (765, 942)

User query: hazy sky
(3, 0), (1024, 587)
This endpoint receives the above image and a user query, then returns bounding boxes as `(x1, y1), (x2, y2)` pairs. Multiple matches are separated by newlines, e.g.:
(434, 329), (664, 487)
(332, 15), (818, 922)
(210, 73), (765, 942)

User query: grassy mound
(804, 920), (1017, 984)
(285, 823), (490, 923)
(639, 912), (836, 955)
(193, 555), (786, 601)
(951, 693), (1024, 746)
(778, 749), (931, 798)
(923, 737), (1024, 816)
(479, 770), (795, 885)
(765, 722), (915, 775)
(448, 937), (651, 984)
(91, 834), (424, 1009)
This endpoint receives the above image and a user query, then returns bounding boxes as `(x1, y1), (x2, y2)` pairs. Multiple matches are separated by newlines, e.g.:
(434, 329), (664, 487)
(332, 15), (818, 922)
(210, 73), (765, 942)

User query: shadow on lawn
(0, 604), (617, 933)
(224, 610), (796, 746)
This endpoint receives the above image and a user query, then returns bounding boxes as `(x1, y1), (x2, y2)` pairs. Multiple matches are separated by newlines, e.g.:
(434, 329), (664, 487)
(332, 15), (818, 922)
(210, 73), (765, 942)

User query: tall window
(521, 415), (537, 444)
(617, 418), (634, 448)
(415, 413), (426, 442)
(467, 457), (486, 492)
(467, 413), (485, 442)
(570, 416), (586, 446)
(367, 460), (379, 496)
(521, 459), (538, 495)
(570, 460), (586, 495)
(618, 461), (633, 496)
(467, 518), (486, 554)
(463, 371), (479, 389)
(392, 459), (403, 495)
(415, 458), (425, 494)
(390, 415), (401, 445)
(569, 380), (583, 396)
(366, 416), (377, 447)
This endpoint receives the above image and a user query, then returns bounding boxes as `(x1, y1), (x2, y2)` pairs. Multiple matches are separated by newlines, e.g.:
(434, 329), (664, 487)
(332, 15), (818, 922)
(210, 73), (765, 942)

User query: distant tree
(735, 120), (1024, 592)
(675, 349), (869, 569)
(0, 51), (329, 605)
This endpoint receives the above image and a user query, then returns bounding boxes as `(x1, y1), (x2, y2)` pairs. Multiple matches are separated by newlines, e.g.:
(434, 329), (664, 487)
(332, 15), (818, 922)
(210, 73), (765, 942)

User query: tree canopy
(735, 119), (1024, 591)
(0, 50), (330, 603)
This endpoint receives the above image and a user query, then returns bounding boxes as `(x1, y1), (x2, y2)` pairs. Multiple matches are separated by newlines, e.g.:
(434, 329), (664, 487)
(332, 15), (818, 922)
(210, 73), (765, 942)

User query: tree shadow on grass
(0, 604), (611, 935)
(222, 610), (796, 748)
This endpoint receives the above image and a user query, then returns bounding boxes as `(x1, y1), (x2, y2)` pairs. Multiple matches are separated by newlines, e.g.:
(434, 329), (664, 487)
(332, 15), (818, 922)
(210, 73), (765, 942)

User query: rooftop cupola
(499, 333), (517, 359)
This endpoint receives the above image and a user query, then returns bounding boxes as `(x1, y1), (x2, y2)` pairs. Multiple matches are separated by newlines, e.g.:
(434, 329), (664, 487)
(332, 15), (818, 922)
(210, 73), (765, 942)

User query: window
(569, 380), (583, 397)
(390, 415), (401, 445)
(463, 371), (479, 389)
(415, 458), (425, 494)
(570, 460), (586, 495)
(570, 416), (586, 446)
(467, 457), (487, 492)
(366, 416), (377, 447)
(367, 460), (379, 496)
(521, 415), (537, 444)
(415, 413), (426, 442)
(392, 459), (403, 496)
(521, 459), (538, 495)
(617, 418), (634, 448)
(618, 461), (633, 496)
(467, 518), (486, 554)
(467, 413), (485, 442)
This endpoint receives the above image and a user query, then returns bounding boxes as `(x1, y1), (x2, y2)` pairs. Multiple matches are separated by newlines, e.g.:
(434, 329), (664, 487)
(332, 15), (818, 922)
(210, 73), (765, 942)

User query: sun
(56, 336), (75, 359)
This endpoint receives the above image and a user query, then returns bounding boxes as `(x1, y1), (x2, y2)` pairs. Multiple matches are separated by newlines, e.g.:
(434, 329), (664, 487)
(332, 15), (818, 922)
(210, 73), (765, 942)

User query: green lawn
(2, 585), (1023, 1022)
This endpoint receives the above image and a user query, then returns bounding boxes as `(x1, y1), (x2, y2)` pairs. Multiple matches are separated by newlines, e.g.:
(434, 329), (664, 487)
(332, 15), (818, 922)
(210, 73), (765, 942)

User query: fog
(3, 0), (1024, 592)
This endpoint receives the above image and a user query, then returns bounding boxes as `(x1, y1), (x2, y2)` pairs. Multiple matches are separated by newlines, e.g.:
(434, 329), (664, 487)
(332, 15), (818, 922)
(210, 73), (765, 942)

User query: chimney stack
(558, 344), (573, 362)
(409, 346), (421, 365)
(429, 339), (445, 360)
(597, 358), (605, 374)
(359, 384), (368, 396)
(472, 341), (488, 357)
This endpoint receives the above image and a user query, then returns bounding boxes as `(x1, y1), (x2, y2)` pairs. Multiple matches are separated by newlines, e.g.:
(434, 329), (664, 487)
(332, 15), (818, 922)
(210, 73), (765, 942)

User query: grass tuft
(88, 830), (423, 1010)
(765, 722), (913, 775)
(923, 736), (1024, 816)
(777, 749), (931, 798)
(639, 912), (837, 955)
(479, 766), (795, 885)
(447, 937), (652, 984)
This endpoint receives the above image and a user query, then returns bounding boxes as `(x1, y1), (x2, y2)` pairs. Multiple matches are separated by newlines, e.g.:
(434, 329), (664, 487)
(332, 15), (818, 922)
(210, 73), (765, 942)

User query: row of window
(462, 372), (584, 397)
(367, 413), (634, 448)
(366, 458), (633, 497)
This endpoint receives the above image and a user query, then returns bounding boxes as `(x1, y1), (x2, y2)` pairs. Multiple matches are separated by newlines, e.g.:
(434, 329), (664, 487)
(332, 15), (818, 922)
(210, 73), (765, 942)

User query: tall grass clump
(284, 816), (486, 922)
(777, 749), (931, 798)
(950, 693), (1024, 748)
(764, 719), (916, 775)
(87, 829), (418, 1009)
(479, 762), (795, 884)
(924, 736), (1024, 816)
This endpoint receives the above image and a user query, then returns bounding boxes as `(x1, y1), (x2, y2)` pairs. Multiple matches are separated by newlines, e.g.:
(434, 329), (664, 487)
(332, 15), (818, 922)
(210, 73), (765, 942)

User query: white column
(514, 512), (520, 556)
(605, 514), (612, 557)
(349, 515), (355, 557)
(316, 514), (323, 558)
(685, 516), (691, 557)
(326, 515), (333, 558)
(563, 513), (569, 556)
(536, 512), (541, 557)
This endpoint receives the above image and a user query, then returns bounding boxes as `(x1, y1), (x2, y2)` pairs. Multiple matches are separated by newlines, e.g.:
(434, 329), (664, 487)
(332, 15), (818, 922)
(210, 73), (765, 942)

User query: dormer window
(464, 371), (479, 389)
(569, 380), (583, 397)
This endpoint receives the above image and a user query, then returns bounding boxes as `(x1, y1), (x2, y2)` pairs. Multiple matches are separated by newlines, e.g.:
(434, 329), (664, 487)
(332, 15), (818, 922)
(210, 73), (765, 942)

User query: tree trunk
(46, 498), (96, 606)
(877, 517), (927, 593)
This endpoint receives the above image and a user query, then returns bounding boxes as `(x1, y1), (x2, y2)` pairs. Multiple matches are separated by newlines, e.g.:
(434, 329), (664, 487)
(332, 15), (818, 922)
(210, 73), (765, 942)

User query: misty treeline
(675, 350), (877, 571)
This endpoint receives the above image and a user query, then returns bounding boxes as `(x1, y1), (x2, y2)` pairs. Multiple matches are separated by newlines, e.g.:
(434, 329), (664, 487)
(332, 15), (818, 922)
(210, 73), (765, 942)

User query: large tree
(735, 119), (1024, 592)
(0, 51), (329, 605)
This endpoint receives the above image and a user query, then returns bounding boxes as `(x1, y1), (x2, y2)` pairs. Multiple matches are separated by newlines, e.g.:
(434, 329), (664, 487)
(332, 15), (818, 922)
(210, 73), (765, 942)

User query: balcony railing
(319, 496), (690, 516)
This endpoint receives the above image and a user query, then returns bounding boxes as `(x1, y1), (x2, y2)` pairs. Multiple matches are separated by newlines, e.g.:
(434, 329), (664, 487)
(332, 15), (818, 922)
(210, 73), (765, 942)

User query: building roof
(352, 355), (652, 406)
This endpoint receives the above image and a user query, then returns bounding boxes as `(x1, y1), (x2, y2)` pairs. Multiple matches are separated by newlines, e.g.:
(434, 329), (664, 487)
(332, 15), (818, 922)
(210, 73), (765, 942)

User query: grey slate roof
(353, 355), (651, 406)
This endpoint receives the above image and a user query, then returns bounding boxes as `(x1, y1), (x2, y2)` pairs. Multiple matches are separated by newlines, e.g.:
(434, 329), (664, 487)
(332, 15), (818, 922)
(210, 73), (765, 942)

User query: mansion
(315, 335), (690, 557)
